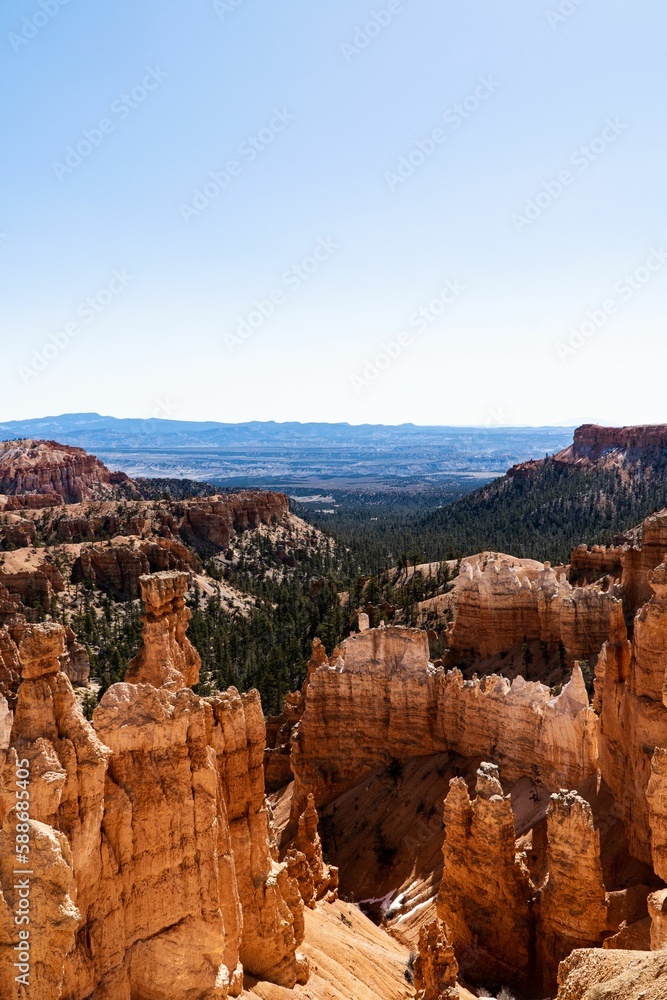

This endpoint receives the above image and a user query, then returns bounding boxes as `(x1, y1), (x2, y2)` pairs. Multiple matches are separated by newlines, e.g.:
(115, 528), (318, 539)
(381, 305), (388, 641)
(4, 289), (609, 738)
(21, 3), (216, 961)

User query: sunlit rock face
(413, 918), (459, 1000)
(446, 555), (622, 662)
(124, 571), (201, 690)
(0, 438), (133, 502)
(290, 625), (600, 830)
(599, 560), (667, 866)
(0, 573), (307, 999)
(437, 763), (535, 990)
(539, 791), (609, 994)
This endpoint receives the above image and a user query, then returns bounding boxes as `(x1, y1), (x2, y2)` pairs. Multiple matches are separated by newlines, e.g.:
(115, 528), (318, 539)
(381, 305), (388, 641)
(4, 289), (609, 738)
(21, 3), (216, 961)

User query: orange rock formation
(437, 763), (535, 989)
(285, 794), (339, 909)
(289, 627), (599, 828)
(597, 559), (667, 867)
(413, 919), (459, 1000)
(0, 571), (308, 998)
(446, 555), (621, 663)
(0, 439), (133, 502)
(539, 791), (609, 993)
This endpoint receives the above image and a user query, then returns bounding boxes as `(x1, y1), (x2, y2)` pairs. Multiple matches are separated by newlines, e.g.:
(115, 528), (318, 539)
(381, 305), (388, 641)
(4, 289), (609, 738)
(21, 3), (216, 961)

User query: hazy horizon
(1, 410), (579, 431)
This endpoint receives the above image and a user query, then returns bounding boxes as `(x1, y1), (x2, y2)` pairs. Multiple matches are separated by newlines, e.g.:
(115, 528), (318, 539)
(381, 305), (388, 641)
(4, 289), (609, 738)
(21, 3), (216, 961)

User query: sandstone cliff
(556, 948), (667, 1000)
(413, 919), (458, 1000)
(558, 423), (667, 466)
(285, 794), (338, 909)
(0, 571), (307, 998)
(0, 439), (134, 502)
(539, 791), (609, 993)
(446, 555), (621, 663)
(597, 559), (667, 867)
(437, 763), (535, 989)
(289, 626), (599, 828)
(124, 571), (201, 689)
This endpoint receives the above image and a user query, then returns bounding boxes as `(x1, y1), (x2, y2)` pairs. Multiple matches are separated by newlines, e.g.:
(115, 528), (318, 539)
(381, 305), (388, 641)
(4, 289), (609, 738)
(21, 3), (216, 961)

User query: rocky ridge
(0, 571), (312, 998)
(0, 439), (134, 503)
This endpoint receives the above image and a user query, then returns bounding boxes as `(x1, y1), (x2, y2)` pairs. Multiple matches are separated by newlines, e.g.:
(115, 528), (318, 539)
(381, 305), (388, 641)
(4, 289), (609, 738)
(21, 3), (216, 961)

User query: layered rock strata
(648, 889), (667, 951)
(597, 560), (667, 865)
(124, 571), (200, 689)
(447, 556), (622, 662)
(621, 510), (667, 616)
(285, 794), (338, 908)
(437, 763), (535, 989)
(265, 639), (329, 793)
(539, 791), (609, 992)
(647, 748), (667, 882)
(0, 439), (133, 502)
(0, 571), (307, 998)
(289, 627), (599, 825)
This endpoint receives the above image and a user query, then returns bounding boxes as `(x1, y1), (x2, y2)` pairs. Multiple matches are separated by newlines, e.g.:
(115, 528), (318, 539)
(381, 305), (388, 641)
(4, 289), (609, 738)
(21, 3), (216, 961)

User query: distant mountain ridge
(0, 413), (575, 482)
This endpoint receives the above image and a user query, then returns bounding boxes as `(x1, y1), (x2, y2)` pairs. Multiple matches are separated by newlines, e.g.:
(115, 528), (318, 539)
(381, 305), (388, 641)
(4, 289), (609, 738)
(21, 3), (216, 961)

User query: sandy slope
(241, 899), (415, 1000)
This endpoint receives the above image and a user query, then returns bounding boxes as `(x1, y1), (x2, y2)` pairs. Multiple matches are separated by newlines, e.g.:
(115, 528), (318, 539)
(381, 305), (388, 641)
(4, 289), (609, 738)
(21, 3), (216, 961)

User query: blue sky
(1, 0), (666, 426)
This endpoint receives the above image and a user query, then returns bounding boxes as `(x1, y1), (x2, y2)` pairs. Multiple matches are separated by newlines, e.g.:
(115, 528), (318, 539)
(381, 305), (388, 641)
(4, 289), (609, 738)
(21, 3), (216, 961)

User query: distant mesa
(510, 422), (667, 476)
(0, 438), (134, 504)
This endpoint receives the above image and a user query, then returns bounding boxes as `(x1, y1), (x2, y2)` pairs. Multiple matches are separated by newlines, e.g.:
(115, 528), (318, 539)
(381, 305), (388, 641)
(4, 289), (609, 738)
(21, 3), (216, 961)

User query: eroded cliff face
(265, 639), (328, 793)
(0, 439), (133, 502)
(556, 948), (667, 1000)
(0, 571), (307, 999)
(437, 764), (535, 989)
(413, 919), (459, 1000)
(0, 621), (110, 999)
(124, 571), (201, 689)
(289, 626), (599, 828)
(597, 559), (667, 867)
(283, 612), (667, 996)
(285, 794), (338, 910)
(539, 792), (609, 994)
(446, 556), (621, 663)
